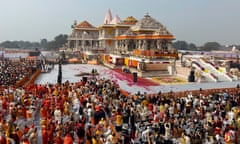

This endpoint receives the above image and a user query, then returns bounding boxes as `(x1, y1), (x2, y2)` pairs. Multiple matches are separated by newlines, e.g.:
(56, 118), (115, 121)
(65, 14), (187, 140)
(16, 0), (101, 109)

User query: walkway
(35, 64), (240, 94)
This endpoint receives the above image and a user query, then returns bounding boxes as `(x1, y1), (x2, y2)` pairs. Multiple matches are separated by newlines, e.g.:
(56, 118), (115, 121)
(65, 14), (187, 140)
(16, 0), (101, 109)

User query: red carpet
(112, 68), (160, 86)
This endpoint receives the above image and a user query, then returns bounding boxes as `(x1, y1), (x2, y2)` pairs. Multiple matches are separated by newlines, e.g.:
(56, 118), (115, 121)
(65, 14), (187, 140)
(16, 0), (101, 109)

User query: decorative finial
(74, 20), (77, 26)
(71, 20), (77, 29)
(145, 12), (150, 17)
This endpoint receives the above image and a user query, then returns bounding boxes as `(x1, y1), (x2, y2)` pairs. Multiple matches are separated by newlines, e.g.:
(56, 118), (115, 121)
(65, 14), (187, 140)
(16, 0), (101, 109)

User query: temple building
(67, 9), (178, 76)
(115, 13), (175, 54)
(67, 20), (99, 52)
(98, 9), (138, 52)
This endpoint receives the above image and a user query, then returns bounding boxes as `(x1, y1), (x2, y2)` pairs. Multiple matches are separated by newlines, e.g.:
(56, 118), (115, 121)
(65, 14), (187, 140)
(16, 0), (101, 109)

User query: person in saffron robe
(2, 97), (8, 113)
(21, 136), (30, 144)
(40, 106), (47, 119)
(16, 127), (23, 141)
(47, 123), (55, 144)
(63, 132), (73, 144)
(54, 130), (63, 144)
(41, 125), (48, 144)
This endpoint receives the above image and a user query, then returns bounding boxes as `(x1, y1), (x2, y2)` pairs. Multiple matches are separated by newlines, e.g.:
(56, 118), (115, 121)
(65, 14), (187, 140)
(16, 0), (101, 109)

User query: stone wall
(145, 63), (168, 71)
(175, 63), (191, 79)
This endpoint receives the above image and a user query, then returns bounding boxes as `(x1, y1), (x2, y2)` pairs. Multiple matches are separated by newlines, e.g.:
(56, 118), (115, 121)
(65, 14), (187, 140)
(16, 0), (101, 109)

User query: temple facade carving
(67, 9), (176, 56)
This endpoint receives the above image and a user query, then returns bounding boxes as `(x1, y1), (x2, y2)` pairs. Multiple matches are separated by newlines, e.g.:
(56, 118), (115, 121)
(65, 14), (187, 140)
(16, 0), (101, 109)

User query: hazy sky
(1, 0), (240, 46)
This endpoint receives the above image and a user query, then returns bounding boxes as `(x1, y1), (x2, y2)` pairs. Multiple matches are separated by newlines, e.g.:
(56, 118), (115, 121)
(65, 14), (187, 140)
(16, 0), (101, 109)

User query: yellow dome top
(125, 16), (137, 22)
(123, 16), (138, 25)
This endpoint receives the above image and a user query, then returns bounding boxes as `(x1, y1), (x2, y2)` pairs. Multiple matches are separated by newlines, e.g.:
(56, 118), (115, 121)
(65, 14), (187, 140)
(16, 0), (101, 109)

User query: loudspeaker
(133, 72), (138, 83)
(190, 70), (194, 75)
(82, 77), (87, 83)
(188, 75), (195, 82)
(188, 70), (195, 82)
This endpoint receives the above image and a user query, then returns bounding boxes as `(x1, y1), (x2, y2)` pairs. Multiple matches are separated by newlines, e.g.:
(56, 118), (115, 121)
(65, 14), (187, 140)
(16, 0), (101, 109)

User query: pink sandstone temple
(66, 9), (239, 83)
(67, 9), (178, 77)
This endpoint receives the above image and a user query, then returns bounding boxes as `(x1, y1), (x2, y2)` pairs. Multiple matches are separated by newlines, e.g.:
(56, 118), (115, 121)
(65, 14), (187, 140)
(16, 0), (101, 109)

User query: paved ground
(35, 64), (240, 94)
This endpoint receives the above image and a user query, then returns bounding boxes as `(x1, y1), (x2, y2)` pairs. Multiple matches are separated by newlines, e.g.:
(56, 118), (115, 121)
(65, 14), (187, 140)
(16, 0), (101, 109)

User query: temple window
(162, 41), (168, 52)
(128, 40), (136, 51)
(147, 40), (151, 50)
(70, 41), (74, 48)
(85, 41), (90, 46)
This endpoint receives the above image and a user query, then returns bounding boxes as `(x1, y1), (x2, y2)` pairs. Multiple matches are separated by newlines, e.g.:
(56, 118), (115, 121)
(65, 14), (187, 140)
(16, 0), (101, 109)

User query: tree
(46, 41), (56, 50)
(46, 34), (68, 50)
(54, 34), (68, 48)
(188, 43), (197, 50)
(201, 42), (221, 51)
(0, 41), (19, 48)
(173, 40), (188, 50)
(40, 39), (48, 48)
(0, 34), (68, 51)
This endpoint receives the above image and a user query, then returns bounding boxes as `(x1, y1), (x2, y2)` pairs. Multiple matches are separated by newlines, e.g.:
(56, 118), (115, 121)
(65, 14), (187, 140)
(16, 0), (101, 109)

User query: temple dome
(75, 21), (95, 29)
(154, 25), (171, 35)
(131, 14), (163, 31)
(122, 16), (138, 25)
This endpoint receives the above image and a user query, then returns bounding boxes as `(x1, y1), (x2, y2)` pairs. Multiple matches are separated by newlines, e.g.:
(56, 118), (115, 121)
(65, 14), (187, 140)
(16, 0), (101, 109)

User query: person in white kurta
(142, 126), (152, 142)
(184, 135), (191, 144)
(73, 96), (80, 114)
(164, 122), (171, 140)
(54, 107), (62, 124)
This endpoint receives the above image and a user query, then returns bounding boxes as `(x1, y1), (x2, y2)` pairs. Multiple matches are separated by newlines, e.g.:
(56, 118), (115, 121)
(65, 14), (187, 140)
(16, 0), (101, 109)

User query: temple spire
(110, 15), (121, 24)
(104, 8), (112, 24)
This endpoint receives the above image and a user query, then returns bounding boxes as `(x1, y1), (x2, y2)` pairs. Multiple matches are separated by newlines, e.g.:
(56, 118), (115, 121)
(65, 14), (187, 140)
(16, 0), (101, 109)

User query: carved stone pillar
(157, 39), (161, 49)
(73, 40), (78, 50)
(143, 40), (147, 50)
(153, 40), (157, 50)
(134, 40), (137, 50)
(150, 40), (155, 49)
(141, 40), (144, 50)
(135, 40), (138, 49)
(121, 40), (124, 52)
(117, 40), (119, 52)
(67, 41), (70, 49)
(125, 40), (129, 51)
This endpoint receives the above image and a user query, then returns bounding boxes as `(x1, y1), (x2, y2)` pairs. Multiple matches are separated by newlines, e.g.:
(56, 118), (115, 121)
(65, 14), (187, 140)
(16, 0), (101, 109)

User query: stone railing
(16, 76), (29, 87)
(24, 68), (41, 87)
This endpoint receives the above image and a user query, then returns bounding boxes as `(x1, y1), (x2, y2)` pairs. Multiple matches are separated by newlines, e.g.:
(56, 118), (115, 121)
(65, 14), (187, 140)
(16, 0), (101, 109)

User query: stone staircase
(198, 58), (233, 82)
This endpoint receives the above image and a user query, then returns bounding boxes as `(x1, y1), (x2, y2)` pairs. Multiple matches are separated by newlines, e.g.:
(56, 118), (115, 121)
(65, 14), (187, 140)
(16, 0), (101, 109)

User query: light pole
(82, 31), (88, 52)
(57, 56), (62, 84)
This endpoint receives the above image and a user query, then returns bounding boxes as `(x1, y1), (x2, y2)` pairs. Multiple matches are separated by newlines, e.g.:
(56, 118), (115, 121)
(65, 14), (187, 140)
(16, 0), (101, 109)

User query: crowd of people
(0, 59), (41, 86)
(0, 59), (240, 144)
